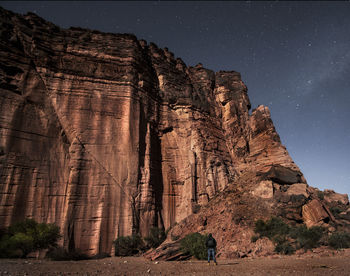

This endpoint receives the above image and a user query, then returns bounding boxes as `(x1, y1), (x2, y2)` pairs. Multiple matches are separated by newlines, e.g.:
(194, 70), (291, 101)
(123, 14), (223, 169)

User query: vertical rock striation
(1, 7), (340, 257)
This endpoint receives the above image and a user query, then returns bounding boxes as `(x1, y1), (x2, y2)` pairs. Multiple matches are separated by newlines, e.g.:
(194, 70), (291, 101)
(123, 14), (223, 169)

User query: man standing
(206, 233), (217, 265)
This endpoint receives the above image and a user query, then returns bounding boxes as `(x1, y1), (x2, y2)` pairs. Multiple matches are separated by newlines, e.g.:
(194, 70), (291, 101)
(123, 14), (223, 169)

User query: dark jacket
(206, 235), (217, 249)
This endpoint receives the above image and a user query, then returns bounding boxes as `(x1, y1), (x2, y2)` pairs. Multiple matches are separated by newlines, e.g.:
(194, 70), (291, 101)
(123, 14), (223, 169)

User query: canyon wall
(0, 7), (306, 255)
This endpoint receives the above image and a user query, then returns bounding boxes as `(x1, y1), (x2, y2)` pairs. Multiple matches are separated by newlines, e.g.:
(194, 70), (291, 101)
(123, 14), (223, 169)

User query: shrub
(330, 206), (342, 217)
(0, 234), (23, 258)
(144, 227), (166, 249)
(254, 217), (327, 254)
(274, 241), (295, 255)
(271, 234), (295, 255)
(290, 225), (324, 250)
(317, 191), (324, 200)
(9, 232), (34, 257)
(328, 232), (350, 249)
(330, 206), (348, 220)
(0, 219), (61, 258)
(180, 232), (208, 260)
(8, 219), (37, 236)
(0, 228), (6, 238)
(114, 234), (145, 256)
(254, 217), (290, 240)
(251, 235), (259, 243)
(34, 222), (61, 249)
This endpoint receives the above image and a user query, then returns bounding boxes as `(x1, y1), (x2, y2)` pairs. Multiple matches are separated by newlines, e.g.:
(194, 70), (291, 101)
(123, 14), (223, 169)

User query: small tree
(0, 219), (61, 258)
(34, 222), (61, 249)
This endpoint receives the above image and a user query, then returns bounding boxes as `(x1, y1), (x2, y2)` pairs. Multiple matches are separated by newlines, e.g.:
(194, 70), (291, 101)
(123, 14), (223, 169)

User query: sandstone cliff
(0, 7), (348, 257)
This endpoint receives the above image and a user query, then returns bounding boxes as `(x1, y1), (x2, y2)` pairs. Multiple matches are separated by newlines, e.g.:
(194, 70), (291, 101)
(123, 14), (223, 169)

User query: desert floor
(1, 253), (350, 276)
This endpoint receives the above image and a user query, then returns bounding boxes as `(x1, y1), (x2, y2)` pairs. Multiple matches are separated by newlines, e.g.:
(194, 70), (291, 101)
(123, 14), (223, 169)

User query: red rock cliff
(0, 8), (307, 255)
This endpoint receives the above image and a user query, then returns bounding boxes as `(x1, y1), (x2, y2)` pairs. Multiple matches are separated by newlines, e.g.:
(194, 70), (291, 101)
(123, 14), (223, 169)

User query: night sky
(1, 1), (349, 196)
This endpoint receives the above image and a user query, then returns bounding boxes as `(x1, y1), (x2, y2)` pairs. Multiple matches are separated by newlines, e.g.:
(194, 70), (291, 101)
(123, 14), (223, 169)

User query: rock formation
(0, 7), (348, 257)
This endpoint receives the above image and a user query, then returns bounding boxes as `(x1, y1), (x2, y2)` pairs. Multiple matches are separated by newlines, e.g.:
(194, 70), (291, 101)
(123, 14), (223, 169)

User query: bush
(254, 217), (327, 254)
(8, 219), (37, 236)
(330, 206), (342, 217)
(0, 219), (61, 258)
(274, 240), (295, 255)
(329, 206), (348, 220)
(0, 234), (24, 258)
(271, 234), (295, 255)
(328, 232), (350, 249)
(289, 225), (324, 250)
(9, 232), (34, 257)
(254, 217), (290, 240)
(254, 217), (291, 254)
(114, 234), (145, 256)
(180, 232), (208, 260)
(144, 227), (166, 249)
(317, 191), (324, 200)
(251, 235), (259, 243)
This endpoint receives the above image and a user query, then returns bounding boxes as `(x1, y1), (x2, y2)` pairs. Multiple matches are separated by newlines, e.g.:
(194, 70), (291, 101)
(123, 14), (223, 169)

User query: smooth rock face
(302, 199), (330, 227)
(1, 8), (346, 256)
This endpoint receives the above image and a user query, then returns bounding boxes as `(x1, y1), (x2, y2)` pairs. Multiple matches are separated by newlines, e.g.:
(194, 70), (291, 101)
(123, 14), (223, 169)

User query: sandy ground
(1, 254), (350, 276)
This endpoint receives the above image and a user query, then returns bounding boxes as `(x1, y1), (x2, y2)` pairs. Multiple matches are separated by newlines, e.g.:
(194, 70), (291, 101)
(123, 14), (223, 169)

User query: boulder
(286, 183), (308, 198)
(323, 190), (349, 205)
(302, 199), (330, 227)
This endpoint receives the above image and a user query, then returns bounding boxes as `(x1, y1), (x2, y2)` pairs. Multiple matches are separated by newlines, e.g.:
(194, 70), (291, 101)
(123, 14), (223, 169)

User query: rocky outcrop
(302, 199), (332, 227)
(323, 190), (349, 206)
(0, 7), (348, 257)
(147, 171), (348, 260)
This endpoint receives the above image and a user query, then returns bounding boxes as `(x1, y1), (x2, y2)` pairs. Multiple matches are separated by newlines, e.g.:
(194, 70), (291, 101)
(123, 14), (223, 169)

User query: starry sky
(1, 1), (349, 196)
